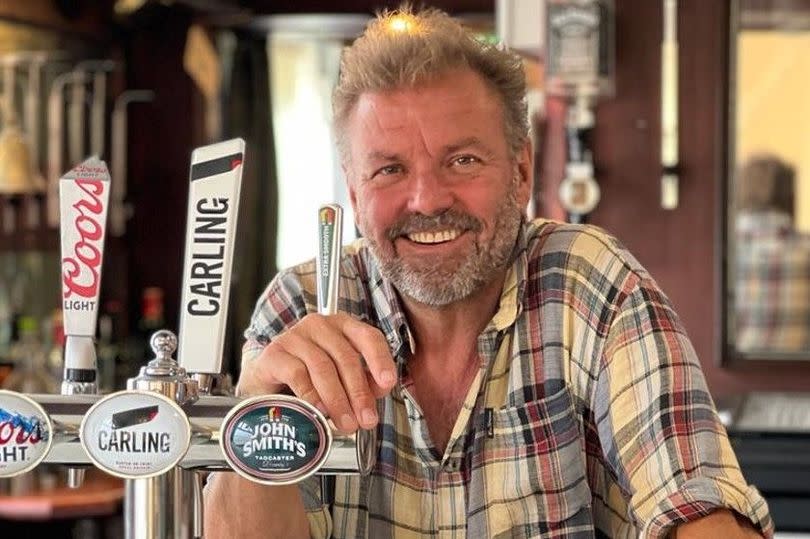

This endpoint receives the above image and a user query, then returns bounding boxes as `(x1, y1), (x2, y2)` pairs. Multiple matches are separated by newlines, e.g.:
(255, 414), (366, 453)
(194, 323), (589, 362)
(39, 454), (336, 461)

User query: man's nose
(406, 169), (454, 216)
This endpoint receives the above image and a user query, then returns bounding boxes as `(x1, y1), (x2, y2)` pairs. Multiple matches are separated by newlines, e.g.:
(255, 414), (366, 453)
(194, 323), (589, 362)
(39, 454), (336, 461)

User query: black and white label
(80, 391), (191, 479)
(186, 197), (230, 316)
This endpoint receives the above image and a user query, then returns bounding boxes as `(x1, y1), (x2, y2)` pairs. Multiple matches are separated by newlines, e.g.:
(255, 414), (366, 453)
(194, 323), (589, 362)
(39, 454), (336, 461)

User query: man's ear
(515, 139), (534, 209)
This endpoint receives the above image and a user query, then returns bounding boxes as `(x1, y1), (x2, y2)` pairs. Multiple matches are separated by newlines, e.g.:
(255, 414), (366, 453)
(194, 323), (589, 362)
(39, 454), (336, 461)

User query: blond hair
(332, 5), (528, 161)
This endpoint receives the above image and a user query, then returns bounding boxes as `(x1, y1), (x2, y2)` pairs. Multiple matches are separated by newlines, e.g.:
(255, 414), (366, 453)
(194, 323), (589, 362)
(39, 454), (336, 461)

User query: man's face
(344, 68), (532, 306)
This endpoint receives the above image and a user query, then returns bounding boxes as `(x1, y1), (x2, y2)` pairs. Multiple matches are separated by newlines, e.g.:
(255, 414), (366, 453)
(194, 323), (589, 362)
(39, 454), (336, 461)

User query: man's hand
(237, 313), (398, 432)
(671, 509), (764, 538)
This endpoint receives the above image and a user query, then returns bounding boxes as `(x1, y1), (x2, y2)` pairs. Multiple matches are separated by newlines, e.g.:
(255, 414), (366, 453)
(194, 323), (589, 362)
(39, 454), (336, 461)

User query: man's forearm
(203, 473), (309, 538)
(671, 509), (763, 539)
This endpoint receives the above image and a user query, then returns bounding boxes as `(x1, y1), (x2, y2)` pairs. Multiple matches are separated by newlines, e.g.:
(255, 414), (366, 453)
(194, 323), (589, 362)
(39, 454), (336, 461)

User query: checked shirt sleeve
(242, 267), (315, 356)
(592, 273), (774, 538)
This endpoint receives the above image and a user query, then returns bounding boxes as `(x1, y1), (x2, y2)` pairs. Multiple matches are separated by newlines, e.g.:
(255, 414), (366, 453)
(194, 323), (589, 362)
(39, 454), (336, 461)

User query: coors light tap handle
(59, 157), (111, 393)
(59, 157), (110, 489)
(177, 138), (245, 383)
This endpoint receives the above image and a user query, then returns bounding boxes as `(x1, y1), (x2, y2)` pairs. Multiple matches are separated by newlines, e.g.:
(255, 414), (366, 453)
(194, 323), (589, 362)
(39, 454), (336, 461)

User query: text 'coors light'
(59, 157), (110, 386)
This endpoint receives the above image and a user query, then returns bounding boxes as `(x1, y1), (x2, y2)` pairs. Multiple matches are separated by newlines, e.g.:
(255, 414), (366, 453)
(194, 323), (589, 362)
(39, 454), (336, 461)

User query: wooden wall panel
(125, 6), (202, 336)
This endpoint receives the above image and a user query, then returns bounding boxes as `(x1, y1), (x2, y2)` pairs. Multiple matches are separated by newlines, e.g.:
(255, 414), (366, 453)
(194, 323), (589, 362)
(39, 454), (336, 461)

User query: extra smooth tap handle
(316, 204), (343, 505)
(316, 204), (343, 316)
(217, 202), (376, 486)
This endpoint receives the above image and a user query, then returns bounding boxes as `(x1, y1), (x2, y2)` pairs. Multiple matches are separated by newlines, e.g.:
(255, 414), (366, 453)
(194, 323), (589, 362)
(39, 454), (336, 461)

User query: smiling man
(204, 6), (773, 538)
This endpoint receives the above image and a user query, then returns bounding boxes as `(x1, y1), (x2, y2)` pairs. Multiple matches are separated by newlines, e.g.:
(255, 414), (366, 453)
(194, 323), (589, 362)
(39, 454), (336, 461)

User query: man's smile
(405, 229), (462, 244)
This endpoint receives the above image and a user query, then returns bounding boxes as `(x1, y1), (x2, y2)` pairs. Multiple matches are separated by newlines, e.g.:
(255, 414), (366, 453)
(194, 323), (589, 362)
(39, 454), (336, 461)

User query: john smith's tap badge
(221, 395), (332, 485)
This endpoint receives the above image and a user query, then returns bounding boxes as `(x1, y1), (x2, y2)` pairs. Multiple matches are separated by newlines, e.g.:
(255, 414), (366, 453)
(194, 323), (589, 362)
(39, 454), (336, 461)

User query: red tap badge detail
(62, 178), (106, 299)
(320, 207), (335, 226)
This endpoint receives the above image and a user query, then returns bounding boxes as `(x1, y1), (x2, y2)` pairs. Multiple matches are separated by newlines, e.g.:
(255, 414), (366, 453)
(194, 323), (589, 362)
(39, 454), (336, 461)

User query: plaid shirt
(243, 219), (773, 538)
(734, 211), (810, 353)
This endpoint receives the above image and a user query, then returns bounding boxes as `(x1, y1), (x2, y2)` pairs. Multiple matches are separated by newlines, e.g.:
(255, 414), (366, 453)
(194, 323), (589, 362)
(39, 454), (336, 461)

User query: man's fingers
(366, 371), (390, 398)
(275, 334), (359, 432)
(338, 315), (398, 391)
(249, 347), (310, 396)
(300, 317), (380, 429)
(239, 313), (396, 433)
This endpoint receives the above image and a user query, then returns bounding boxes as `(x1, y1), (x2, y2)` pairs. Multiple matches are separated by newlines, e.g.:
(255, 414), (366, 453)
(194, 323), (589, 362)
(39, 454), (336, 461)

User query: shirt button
(445, 458), (460, 472)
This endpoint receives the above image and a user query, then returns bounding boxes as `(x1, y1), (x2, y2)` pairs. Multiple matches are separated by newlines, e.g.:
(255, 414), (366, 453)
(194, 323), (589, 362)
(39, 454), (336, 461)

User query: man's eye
(375, 164), (403, 177)
(452, 155), (480, 167)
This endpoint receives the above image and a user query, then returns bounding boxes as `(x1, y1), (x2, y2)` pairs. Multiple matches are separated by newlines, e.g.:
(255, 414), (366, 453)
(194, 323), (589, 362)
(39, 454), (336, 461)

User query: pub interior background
(0, 0), (809, 536)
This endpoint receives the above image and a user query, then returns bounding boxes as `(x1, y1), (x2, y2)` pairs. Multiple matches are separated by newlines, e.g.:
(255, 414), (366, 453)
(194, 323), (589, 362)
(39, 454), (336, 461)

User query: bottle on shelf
(2, 315), (58, 394)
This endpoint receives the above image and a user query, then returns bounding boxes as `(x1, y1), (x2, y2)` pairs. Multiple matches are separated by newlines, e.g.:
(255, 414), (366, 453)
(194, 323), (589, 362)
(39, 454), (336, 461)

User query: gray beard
(364, 188), (523, 307)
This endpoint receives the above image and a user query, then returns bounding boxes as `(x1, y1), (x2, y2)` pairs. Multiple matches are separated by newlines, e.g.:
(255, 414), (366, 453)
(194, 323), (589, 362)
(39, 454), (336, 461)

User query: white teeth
(406, 229), (460, 244)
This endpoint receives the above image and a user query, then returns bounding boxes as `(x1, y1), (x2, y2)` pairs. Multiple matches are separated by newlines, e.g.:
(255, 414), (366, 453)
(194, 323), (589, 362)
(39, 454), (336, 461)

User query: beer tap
(119, 138), (247, 539)
(317, 203), (342, 508)
(176, 138), (245, 396)
(0, 139), (377, 539)
(59, 157), (111, 488)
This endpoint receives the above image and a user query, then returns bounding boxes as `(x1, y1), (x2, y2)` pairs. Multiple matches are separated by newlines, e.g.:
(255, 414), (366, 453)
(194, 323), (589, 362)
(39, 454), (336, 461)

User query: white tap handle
(177, 138), (245, 375)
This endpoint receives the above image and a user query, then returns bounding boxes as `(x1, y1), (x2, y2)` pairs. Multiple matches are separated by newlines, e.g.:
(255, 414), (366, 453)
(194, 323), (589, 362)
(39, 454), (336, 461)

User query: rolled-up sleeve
(594, 278), (774, 538)
(642, 476), (772, 537)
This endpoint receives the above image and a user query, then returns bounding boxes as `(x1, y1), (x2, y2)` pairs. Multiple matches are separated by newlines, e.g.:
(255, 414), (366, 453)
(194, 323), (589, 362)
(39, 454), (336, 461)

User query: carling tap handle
(177, 138), (245, 380)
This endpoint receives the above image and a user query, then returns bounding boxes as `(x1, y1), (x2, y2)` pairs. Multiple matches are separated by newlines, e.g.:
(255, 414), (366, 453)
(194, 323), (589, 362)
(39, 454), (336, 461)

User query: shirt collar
(360, 245), (414, 363)
(488, 221), (529, 332)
